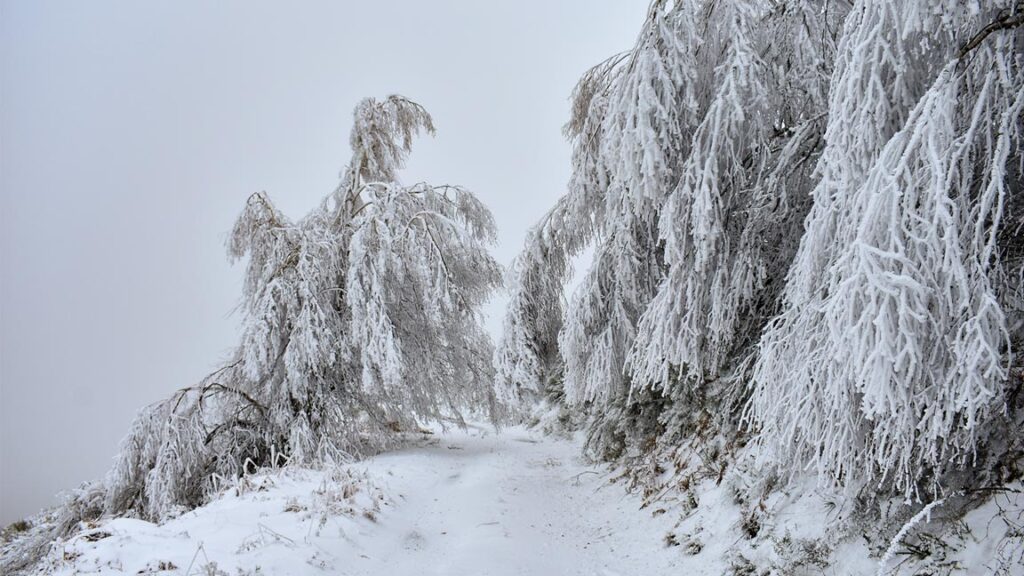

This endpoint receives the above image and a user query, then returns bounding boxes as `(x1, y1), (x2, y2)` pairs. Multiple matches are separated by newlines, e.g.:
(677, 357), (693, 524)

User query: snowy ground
(40, 424), (1024, 575)
(47, 425), (681, 575)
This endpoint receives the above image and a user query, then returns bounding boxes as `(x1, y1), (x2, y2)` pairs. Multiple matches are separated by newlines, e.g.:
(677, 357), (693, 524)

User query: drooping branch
(958, 7), (1024, 59)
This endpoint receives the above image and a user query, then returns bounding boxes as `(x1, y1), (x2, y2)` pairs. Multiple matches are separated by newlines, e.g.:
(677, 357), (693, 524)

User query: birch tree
(750, 0), (1024, 498)
(497, 0), (845, 455)
(2, 95), (502, 574)
(498, 0), (1023, 500)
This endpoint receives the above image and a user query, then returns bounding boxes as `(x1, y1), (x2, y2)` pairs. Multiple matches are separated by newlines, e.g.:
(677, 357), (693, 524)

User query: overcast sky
(0, 1), (644, 524)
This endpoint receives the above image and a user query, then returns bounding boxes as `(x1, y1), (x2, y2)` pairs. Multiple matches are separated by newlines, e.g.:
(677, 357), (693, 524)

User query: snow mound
(44, 466), (385, 575)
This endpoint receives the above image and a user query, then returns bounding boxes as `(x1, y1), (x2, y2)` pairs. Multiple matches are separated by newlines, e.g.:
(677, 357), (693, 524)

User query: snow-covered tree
(626, 0), (839, 393)
(2, 95), (501, 573)
(498, 0), (1023, 503)
(750, 0), (1024, 498)
(106, 95), (502, 521)
(494, 54), (619, 408)
(497, 0), (844, 455)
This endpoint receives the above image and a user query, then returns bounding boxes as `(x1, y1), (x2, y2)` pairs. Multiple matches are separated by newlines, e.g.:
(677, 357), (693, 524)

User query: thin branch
(958, 9), (1024, 59)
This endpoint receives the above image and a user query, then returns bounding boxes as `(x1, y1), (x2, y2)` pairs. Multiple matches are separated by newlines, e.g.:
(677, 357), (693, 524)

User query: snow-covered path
(51, 426), (681, 575)
(349, 426), (679, 575)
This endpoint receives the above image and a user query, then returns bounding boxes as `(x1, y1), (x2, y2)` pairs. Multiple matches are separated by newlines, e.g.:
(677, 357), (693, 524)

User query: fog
(0, 1), (644, 524)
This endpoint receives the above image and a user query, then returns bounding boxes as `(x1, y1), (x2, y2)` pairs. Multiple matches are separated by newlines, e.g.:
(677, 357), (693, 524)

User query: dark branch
(958, 9), (1024, 59)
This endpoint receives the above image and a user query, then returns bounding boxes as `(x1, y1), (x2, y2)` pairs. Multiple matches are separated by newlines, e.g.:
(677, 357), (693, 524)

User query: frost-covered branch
(1, 95), (502, 574)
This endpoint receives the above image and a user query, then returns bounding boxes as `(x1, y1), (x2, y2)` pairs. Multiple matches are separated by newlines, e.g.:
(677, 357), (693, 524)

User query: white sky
(0, 1), (644, 523)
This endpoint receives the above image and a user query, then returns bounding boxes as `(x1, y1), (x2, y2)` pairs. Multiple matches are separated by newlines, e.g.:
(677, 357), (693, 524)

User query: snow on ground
(39, 424), (1024, 575)
(46, 425), (682, 575)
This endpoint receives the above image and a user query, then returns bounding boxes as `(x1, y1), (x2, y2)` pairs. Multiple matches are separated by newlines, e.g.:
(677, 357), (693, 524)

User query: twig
(958, 9), (1024, 59)
(569, 470), (601, 486)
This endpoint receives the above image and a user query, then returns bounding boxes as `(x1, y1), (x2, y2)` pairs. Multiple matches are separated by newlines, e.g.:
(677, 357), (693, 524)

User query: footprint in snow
(403, 530), (426, 551)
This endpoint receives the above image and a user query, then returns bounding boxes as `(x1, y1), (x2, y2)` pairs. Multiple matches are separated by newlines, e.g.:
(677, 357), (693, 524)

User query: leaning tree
(1, 95), (502, 574)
